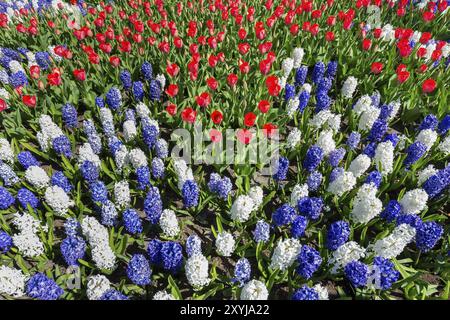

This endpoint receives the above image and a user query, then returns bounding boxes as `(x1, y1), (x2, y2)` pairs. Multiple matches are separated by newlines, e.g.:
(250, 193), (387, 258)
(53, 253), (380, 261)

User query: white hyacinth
(25, 166), (50, 189)
(230, 195), (255, 223)
(353, 95), (373, 116)
(416, 129), (437, 151)
(309, 110), (341, 132)
(86, 275), (111, 300)
(381, 24), (395, 41)
(136, 102), (151, 118)
(313, 284), (329, 300)
(36, 115), (64, 151)
(156, 74), (166, 90)
(114, 180), (130, 209)
(417, 165), (437, 185)
(341, 76), (358, 99)
(290, 183), (309, 207)
(281, 58), (294, 77)
(123, 120), (137, 142)
(287, 96), (300, 117)
(302, 83), (312, 93)
(269, 238), (301, 271)
(327, 170), (357, 197)
(153, 290), (176, 300)
(438, 135), (450, 155)
(358, 105), (381, 131)
(328, 241), (366, 274)
(44, 185), (74, 215)
(0, 266), (27, 297)
(99, 108), (115, 136)
(81, 216), (116, 271)
(316, 129), (336, 156)
(11, 212), (46, 258)
(350, 183), (382, 224)
(292, 47), (305, 68)
(399, 189), (428, 214)
(173, 158), (194, 190)
(0, 138), (14, 164)
(114, 145), (129, 171)
(78, 143), (101, 168)
(374, 141), (394, 175)
(128, 148), (148, 169)
(159, 209), (180, 237)
(286, 128), (302, 149)
(371, 224), (416, 259)
(388, 100), (401, 121)
(240, 279), (269, 300)
(348, 154), (371, 178)
(185, 254), (210, 288)
(215, 231), (235, 257)
(249, 186), (264, 209)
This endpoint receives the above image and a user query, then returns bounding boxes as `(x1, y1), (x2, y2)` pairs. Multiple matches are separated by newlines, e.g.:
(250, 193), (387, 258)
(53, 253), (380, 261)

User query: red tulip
(181, 107), (197, 123)
(227, 73), (238, 87)
(397, 71), (410, 83)
(236, 128), (253, 144)
(422, 79), (436, 93)
(209, 129), (222, 143)
(266, 76), (281, 96)
(244, 112), (257, 127)
(0, 98), (7, 112)
(166, 84), (179, 97)
(166, 63), (180, 77)
(47, 72), (62, 86)
(22, 95), (36, 108)
(73, 69), (86, 81)
(325, 31), (335, 42)
(211, 110), (223, 124)
(110, 56), (120, 67)
(207, 77), (218, 91)
(196, 92), (211, 107)
(30, 66), (40, 79)
(263, 123), (278, 138)
(371, 62), (383, 74)
(258, 100), (270, 113)
(166, 103), (177, 116)
(362, 38), (371, 51)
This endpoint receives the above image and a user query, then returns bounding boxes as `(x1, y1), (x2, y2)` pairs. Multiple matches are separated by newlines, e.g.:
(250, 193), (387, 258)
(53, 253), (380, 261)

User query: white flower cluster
(309, 110), (341, 132)
(0, 138), (14, 164)
(313, 284), (329, 300)
(78, 143), (101, 167)
(353, 95), (381, 131)
(286, 128), (302, 149)
(416, 129), (437, 151)
(327, 170), (357, 197)
(269, 238), (301, 271)
(290, 183), (309, 207)
(417, 165), (437, 185)
(399, 188), (428, 214)
(350, 183), (382, 224)
(99, 108), (115, 137)
(371, 224), (416, 259)
(81, 217), (116, 271)
(374, 141), (394, 175)
(156, 74), (166, 90)
(291, 47), (304, 68)
(438, 135), (450, 155)
(173, 158), (194, 190)
(86, 274), (111, 300)
(316, 129), (336, 156)
(12, 212), (46, 258)
(123, 120), (137, 142)
(348, 154), (371, 178)
(215, 231), (235, 257)
(229, 185), (263, 222)
(44, 185), (74, 215)
(185, 254), (210, 288)
(328, 241), (366, 274)
(341, 76), (358, 99)
(113, 143), (129, 171)
(128, 148), (147, 169)
(381, 24), (395, 41)
(136, 102), (151, 118)
(114, 180), (130, 209)
(25, 166), (50, 189)
(287, 96), (300, 117)
(240, 279), (269, 300)
(36, 115), (64, 151)
(159, 209), (180, 237)
(0, 266), (27, 297)
(281, 57), (294, 78)
(153, 290), (176, 300)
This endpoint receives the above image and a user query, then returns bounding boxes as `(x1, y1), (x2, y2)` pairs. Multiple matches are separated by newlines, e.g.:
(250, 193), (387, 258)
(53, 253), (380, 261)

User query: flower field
(0, 0), (449, 301)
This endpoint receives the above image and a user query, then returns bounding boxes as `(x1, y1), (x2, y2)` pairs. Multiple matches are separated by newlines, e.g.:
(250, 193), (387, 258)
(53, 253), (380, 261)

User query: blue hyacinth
(159, 241), (183, 273)
(296, 245), (322, 279)
(273, 156), (289, 181)
(345, 261), (368, 288)
(144, 186), (163, 224)
(105, 87), (122, 110)
(151, 157), (165, 179)
(415, 221), (443, 252)
(0, 186), (14, 210)
(363, 142), (377, 158)
(83, 119), (102, 154)
(132, 81), (144, 101)
(272, 204), (297, 227)
(328, 148), (346, 167)
(253, 220), (270, 243)
(17, 151), (39, 169)
(368, 119), (388, 142)
(52, 136), (72, 158)
(80, 160), (99, 183)
(326, 220), (350, 250)
(297, 197), (323, 220)
(89, 180), (109, 204)
(136, 166), (151, 190)
(233, 258), (251, 286)
(64, 218), (80, 237)
(127, 254), (152, 286)
(404, 141), (427, 167)
(17, 188), (39, 209)
(419, 114), (438, 131)
(141, 61), (153, 81)
(396, 214), (422, 228)
(149, 79), (161, 101)
(51, 171), (72, 193)
(380, 200), (402, 222)
(123, 209), (143, 234)
(347, 132), (361, 150)
(291, 215), (308, 238)
(186, 234), (202, 257)
(101, 200), (118, 226)
(100, 289), (128, 300)
(62, 103), (78, 128)
(371, 256), (399, 290)
(298, 89), (310, 113)
(26, 273), (64, 300)
(307, 171), (322, 191)
(119, 70), (132, 90)
(292, 286), (319, 300)
(0, 230), (13, 253)
(294, 66), (308, 87)
(182, 180), (199, 208)
(437, 115), (450, 135)
(312, 61), (325, 84)
(0, 161), (19, 186)
(303, 145), (323, 172)
(60, 236), (86, 266)
(365, 170), (382, 189)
